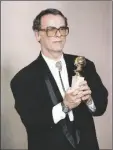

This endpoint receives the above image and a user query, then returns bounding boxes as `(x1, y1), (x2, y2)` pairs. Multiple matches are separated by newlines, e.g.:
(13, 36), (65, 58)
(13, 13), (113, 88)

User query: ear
(34, 31), (41, 42)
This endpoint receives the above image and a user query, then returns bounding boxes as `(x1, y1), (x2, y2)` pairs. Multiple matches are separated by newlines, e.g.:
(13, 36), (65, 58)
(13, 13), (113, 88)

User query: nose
(55, 29), (61, 37)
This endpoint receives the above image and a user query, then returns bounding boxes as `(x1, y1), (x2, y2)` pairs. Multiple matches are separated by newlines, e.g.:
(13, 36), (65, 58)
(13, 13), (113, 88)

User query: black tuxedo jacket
(10, 53), (108, 150)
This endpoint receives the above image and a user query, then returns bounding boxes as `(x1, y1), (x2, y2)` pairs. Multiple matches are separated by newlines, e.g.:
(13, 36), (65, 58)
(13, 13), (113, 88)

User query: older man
(10, 8), (108, 150)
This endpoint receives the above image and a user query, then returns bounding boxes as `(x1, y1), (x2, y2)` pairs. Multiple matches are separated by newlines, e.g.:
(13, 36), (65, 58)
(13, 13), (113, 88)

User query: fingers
(80, 89), (91, 101)
(71, 87), (91, 97)
(79, 81), (91, 93)
(82, 89), (91, 95)
(67, 87), (80, 94)
(71, 89), (81, 96)
(79, 80), (87, 86)
(81, 95), (91, 101)
(71, 80), (90, 91)
(64, 80), (92, 108)
(64, 89), (82, 109)
(68, 98), (82, 109)
(72, 80), (92, 102)
(66, 86), (91, 101)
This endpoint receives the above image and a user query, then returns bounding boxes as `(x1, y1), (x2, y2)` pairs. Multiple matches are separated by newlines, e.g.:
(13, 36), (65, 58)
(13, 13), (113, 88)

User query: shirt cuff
(86, 98), (96, 112)
(52, 103), (66, 124)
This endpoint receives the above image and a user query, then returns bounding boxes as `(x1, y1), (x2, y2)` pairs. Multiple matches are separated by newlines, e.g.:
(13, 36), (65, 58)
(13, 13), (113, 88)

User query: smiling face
(35, 14), (68, 59)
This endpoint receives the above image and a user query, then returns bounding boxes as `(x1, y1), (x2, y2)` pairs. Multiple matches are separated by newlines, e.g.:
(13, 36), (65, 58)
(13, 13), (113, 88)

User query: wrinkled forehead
(41, 14), (65, 29)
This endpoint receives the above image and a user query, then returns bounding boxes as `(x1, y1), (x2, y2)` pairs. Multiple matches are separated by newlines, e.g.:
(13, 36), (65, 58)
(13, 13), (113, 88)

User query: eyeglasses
(39, 26), (69, 37)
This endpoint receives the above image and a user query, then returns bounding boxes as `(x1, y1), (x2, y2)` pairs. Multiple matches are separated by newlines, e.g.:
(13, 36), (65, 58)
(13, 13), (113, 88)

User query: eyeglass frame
(38, 26), (69, 37)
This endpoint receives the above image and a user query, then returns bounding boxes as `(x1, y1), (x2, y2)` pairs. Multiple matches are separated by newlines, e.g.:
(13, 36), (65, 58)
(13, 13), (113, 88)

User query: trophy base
(71, 75), (84, 89)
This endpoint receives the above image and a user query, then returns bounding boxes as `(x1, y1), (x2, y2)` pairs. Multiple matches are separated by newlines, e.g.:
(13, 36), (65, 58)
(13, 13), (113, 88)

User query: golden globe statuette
(74, 56), (86, 76)
(71, 56), (86, 89)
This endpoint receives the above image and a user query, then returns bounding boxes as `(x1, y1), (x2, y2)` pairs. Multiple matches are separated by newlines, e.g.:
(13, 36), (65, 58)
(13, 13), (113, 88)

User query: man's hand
(78, 80), (92, 102)
(63, 80), (92, 110)
(63, 87), (83, 110)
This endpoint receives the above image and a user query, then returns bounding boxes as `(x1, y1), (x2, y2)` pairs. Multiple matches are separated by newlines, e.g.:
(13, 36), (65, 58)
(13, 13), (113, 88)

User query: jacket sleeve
(10, 74), (55, 133)
(85, 60), (108, 116)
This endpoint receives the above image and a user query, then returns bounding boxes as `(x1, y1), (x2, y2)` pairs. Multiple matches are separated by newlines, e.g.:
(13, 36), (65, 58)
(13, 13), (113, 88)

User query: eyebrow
(46, 25), (66, 28)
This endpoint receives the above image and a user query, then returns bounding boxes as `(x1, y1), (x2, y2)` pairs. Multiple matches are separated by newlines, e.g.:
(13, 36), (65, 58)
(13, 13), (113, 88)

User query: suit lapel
(37, 53), (63, 105)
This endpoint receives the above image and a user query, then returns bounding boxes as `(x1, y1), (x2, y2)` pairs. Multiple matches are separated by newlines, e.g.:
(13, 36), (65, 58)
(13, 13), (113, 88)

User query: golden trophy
(71, 56), (86, 89)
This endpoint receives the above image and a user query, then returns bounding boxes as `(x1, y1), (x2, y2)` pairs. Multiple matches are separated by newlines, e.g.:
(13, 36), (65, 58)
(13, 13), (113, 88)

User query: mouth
(53, 41), (62, 43)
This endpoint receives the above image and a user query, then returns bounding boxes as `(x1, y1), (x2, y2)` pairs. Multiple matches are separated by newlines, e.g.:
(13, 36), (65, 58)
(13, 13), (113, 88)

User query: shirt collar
(41, 52), (65, 68)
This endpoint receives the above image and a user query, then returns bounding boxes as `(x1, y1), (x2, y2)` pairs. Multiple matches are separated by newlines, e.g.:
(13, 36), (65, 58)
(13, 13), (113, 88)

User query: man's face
(36, 14), (68, 53)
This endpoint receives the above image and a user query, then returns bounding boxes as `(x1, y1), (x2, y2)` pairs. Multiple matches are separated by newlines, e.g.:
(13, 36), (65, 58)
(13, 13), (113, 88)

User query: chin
(53, 50), (63, 54)
(53, 46), (64, 52)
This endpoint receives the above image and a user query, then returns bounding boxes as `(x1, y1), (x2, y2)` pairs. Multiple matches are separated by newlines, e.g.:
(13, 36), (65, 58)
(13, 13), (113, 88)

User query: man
(10, 8), (108, 150)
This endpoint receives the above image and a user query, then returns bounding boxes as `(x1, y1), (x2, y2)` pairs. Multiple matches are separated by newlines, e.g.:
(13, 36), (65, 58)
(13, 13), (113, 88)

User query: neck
(41, 48), (63, 61)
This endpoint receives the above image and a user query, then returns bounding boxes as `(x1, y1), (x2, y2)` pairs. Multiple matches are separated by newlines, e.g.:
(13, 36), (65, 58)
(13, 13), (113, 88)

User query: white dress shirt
(42, 53), (96, 124)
